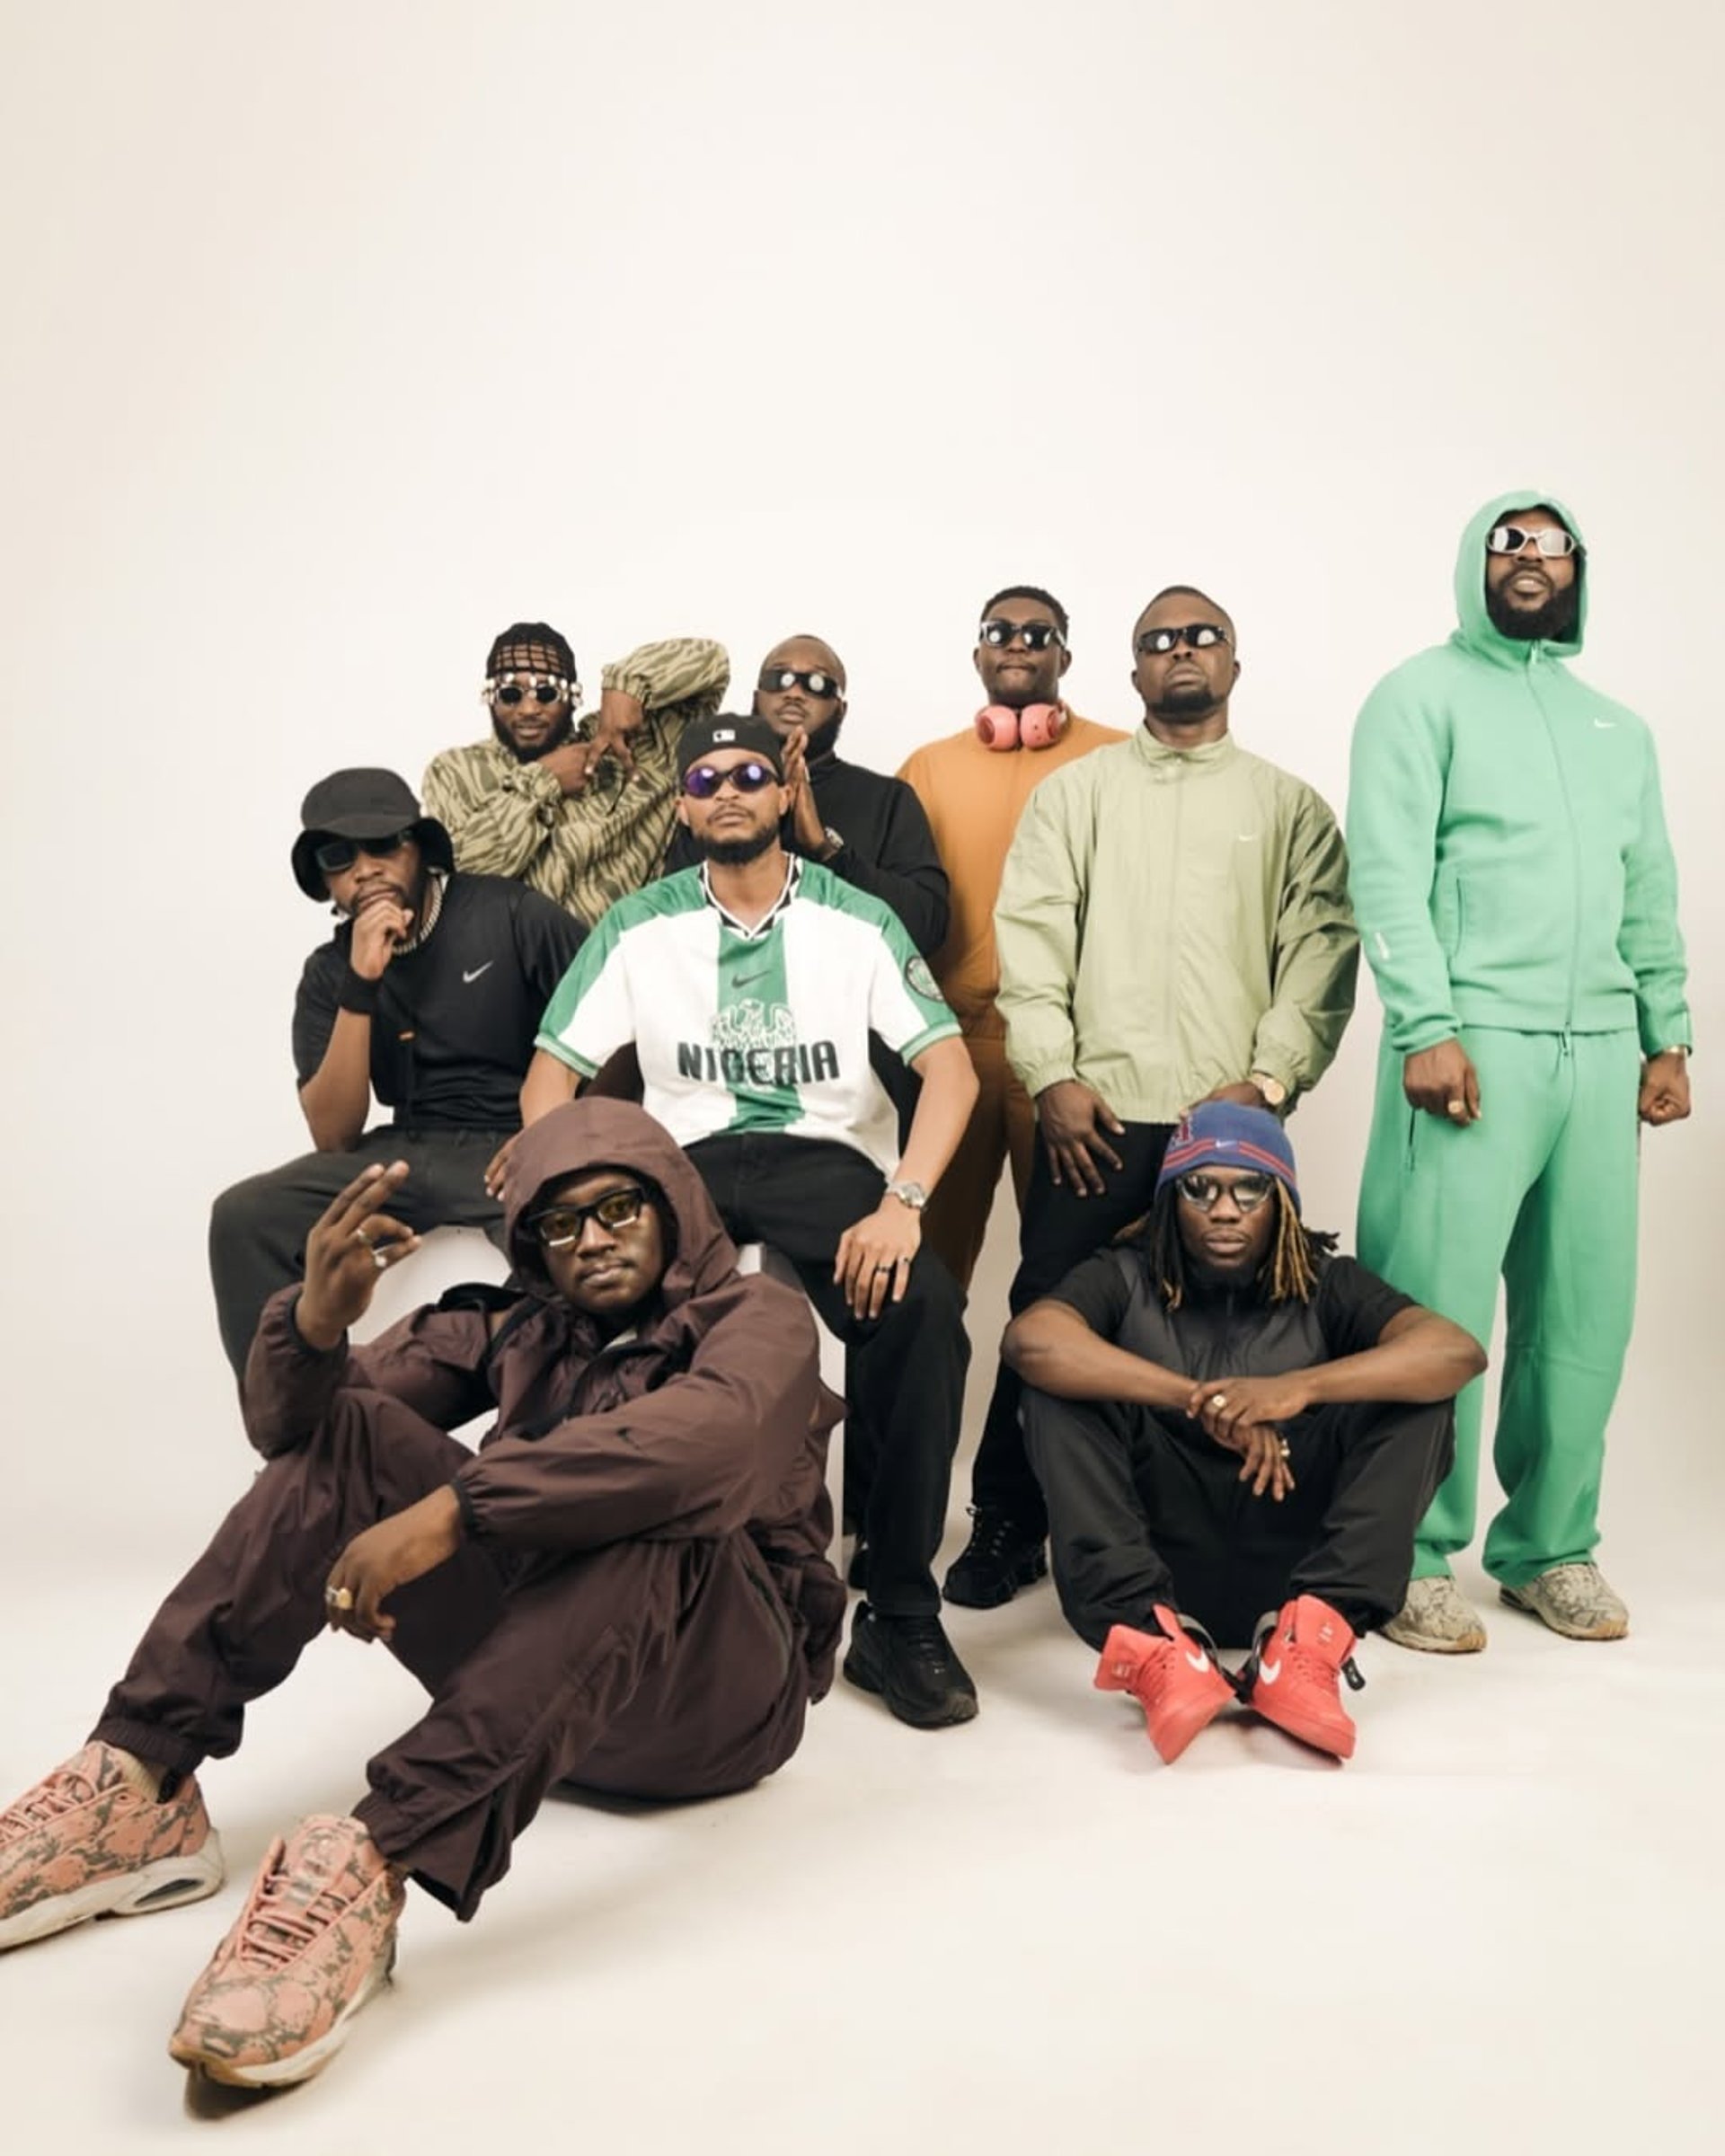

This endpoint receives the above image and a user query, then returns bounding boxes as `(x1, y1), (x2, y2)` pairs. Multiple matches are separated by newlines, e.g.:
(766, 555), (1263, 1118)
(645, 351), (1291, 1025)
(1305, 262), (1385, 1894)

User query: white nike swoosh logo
(463, 962), (494, 984)
(1258, 1657), (1281, 1685)
(1185, 1648), (1210, 1673)
(1236, 832), (1259, 843)
(1593, 719), (1615, 729)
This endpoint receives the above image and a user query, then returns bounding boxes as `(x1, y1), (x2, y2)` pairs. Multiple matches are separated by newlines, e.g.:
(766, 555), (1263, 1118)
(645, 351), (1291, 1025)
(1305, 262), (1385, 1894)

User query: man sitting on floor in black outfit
(1004, 1102), (1484, 1763)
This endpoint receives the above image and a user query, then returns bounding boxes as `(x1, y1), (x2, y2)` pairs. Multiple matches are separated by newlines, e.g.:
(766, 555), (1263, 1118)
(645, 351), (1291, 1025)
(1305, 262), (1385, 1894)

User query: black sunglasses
(313, 828), (414, 875)
(530, 1186), (649, 1249)
(758, 667), (841, 700)
(978, 619), (1064, 651)
(682, 759), (779, 800)
(1136, 623), (1231, 657)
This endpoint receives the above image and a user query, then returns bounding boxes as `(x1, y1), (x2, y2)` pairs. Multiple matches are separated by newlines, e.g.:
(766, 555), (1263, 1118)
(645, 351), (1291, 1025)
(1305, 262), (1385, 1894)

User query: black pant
(1022, 1387), (1455, 1649)
(688, 1134), (969, 1618)
(208, 1127), (513, 1377)
(970, 1120), (1175, 1535)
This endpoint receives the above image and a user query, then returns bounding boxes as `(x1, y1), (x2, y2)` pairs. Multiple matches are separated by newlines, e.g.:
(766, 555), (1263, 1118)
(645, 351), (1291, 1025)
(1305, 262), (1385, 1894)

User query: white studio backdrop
(0, 1), (1718, 1569)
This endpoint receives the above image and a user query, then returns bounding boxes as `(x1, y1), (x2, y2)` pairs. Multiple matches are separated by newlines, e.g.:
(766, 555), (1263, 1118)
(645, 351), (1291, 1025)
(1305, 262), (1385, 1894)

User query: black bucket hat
(290, 767), (456, 899)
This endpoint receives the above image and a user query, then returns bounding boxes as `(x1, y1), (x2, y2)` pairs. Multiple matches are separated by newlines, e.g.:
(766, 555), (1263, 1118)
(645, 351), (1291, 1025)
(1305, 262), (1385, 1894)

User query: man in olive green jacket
(942, 584), (1358, 1611)
(1350, 492), (1692, 1654)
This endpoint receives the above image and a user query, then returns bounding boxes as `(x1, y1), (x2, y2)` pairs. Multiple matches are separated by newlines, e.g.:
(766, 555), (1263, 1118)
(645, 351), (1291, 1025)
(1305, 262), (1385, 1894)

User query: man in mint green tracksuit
(1349, 491), (1692, 1652)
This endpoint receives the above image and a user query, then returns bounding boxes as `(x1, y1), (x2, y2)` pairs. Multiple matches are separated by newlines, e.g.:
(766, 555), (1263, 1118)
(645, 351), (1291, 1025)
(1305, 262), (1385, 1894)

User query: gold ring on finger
(1210, 1393), (1227, 1410)
(1446, 1099), (1465, 1116)
(1278, 1440), (1292, 1459)
(324, 1585), (354, 1612)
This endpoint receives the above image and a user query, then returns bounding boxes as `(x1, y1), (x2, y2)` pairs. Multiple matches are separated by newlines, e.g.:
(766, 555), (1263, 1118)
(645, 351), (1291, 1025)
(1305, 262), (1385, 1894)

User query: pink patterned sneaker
(168, 1815), (404, 2088)
(0, 1741), (223, 1952)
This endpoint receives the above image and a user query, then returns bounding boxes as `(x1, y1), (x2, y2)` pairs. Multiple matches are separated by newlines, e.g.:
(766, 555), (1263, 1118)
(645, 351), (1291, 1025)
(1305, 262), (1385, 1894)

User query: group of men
(0, 492), (1692, 2092)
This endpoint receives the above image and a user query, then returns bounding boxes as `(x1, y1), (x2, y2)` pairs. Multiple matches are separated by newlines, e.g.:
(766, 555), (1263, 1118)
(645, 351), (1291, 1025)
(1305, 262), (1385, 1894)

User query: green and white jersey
(535, 860), (960, 1176)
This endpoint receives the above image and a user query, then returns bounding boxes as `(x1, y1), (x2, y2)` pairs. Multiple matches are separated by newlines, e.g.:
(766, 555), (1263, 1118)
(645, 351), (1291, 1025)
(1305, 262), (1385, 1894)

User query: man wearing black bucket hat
(207, 768), (585, 1375)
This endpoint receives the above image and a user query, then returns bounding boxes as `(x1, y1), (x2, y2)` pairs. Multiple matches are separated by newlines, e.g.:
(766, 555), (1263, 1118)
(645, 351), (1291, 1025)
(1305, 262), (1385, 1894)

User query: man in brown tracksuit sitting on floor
(0, 1100), (840, 2093)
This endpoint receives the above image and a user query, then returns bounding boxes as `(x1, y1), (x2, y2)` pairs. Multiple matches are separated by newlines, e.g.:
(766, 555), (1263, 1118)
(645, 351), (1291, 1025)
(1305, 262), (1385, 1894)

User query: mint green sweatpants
(1356, 1028), (1641, 1586)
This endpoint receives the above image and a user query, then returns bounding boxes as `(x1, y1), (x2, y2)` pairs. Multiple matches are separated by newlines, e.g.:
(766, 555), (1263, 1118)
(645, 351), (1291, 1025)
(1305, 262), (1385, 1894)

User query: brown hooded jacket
(241, 1100), (846, 1694)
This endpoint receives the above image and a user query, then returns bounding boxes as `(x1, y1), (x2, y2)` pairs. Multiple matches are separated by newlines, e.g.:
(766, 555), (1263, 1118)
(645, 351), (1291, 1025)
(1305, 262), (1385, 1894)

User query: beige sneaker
(1500, 1563), (1629, 1641)
(168, 1815), (403, 2089)
(0, 1742), (223, 1952)
(1381, 1576), (1488, 1654)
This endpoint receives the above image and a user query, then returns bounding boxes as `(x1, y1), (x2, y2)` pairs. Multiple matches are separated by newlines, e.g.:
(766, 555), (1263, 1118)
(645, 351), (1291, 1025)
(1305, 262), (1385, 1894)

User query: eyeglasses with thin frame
(1175, 1170), (1277, 1215)
(978, 619), (1064, 652)
(1485, 526), (1578, 560)
(530, 1186), (650, 1249)
(757, 667), (842, 700)
(1135, 623), (1232, 657)
(313, 829), (414, 876)
(484, 673), (576, 706)
(682, 759), (779, 800)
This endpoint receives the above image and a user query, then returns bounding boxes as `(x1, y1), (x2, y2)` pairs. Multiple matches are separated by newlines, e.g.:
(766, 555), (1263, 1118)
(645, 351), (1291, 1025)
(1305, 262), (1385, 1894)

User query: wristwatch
(817, 826), (845, 862)
(1250, 1071), (1288, 1109)
(886, 1180), (928, 1211)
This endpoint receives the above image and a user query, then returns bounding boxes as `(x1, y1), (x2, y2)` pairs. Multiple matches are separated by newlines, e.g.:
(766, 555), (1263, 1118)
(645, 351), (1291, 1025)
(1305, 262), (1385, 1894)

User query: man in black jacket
(668, 634), (949, 958)
(207, 768), (585, 1374)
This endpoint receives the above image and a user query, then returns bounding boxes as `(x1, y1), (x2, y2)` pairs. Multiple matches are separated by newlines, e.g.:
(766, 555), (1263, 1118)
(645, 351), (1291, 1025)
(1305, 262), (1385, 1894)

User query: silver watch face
(889, 1180), (928, 1210)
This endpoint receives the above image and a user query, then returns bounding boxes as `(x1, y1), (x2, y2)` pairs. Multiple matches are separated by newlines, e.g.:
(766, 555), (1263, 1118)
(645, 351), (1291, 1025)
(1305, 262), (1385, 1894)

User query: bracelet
(338, 967), (380, 1015)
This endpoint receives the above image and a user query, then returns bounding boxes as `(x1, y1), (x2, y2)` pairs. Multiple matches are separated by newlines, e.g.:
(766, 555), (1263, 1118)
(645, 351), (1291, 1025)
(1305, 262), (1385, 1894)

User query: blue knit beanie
(1155, 1102), (1300, 1214)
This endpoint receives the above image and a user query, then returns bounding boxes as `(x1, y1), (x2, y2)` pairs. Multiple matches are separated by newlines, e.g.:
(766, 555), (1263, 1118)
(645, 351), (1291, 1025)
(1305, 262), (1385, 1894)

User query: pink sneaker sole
(172, 1934), (397, 2089)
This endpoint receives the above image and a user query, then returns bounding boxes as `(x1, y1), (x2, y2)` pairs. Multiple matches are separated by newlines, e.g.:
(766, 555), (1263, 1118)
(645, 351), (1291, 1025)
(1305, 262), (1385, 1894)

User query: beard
(1485, 579), (1580, 643)
(692, 824), (779, 867)
(492, 709), (578, 761)
(1148, 680), (1221, 720)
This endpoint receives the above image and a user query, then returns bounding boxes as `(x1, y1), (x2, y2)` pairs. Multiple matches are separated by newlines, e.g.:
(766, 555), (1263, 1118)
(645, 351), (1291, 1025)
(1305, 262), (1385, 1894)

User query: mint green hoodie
(1347, 490), (1691, 1056)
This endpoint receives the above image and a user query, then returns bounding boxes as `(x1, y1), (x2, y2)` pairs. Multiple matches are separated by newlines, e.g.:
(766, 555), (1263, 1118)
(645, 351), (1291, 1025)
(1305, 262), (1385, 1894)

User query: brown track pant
(93, 1389), (809, 1921)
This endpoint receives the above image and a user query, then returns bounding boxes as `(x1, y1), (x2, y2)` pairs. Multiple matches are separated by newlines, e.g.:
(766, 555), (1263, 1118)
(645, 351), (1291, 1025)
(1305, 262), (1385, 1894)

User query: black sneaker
(843, 1605), (978, 1727)
(942, 1508), (1048, 1609)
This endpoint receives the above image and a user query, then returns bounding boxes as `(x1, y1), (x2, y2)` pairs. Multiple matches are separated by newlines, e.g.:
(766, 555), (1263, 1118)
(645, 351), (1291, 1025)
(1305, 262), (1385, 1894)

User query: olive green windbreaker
(994, 729), (1358, 1120)
(1347, 490), (1691, 1056)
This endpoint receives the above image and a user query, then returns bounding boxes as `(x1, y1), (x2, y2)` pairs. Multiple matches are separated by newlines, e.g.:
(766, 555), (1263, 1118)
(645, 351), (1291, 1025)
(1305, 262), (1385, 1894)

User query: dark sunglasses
(758, 667), (841, 700)
(313, 828), (414, 875)
(978, 619), (1064, 651)
(682, 759), (779, 800)
(530, 1186), (649, 1249)
(490, 674), (571, 706)
(1485, 526), (1579, 560)
(1176, 1171), (1276, 1215)
(1136, 623), (1231, 657)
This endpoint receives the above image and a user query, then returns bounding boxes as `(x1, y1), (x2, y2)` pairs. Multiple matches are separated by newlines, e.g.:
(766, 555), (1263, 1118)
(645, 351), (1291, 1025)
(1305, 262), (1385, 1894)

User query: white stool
(736, 1244), (847, 1557)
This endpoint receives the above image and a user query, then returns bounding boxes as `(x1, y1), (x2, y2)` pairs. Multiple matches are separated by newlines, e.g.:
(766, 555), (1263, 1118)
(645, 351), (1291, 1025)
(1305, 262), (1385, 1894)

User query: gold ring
(1210, 1393), (1227, 1410)
(1446, 1099), (1465, 1116)
(1278, 1440), (1292, 1459)
(324, 1585), (354, 1612)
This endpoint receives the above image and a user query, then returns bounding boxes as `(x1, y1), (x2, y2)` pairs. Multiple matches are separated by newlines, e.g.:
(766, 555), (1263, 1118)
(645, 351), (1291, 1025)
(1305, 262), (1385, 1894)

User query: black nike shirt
(293, 872), (585, 1131)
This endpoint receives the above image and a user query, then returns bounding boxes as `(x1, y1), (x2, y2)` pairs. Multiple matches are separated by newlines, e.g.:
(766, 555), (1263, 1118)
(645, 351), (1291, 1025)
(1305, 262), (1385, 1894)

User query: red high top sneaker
(1244, 1595), (1363, 1760)
(1093, 1608), (1236, 1763)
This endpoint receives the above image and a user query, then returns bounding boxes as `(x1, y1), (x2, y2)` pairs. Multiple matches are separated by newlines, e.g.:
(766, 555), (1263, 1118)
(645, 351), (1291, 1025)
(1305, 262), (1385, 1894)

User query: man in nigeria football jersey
(522, 714), (983, 1731)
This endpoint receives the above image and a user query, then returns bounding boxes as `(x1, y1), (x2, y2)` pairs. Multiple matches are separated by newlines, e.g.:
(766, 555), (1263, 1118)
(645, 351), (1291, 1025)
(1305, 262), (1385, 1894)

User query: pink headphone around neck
(974, 702), (1066, 752)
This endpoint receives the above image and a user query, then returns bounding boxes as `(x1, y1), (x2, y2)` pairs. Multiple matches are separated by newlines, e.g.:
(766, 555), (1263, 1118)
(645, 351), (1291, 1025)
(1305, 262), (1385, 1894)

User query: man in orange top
(898, 588), (1126, 1588)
